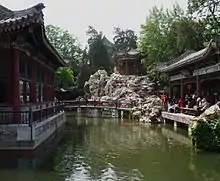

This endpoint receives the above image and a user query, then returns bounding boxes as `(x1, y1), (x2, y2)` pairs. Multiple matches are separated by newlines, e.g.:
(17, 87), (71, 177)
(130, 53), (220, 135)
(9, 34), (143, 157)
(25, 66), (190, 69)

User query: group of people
(161, 92), (219, 114)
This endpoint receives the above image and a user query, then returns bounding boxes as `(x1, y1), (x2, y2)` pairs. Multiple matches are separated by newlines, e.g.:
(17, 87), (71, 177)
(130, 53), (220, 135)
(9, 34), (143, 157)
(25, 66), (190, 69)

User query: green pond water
(1, 116), (220, 181)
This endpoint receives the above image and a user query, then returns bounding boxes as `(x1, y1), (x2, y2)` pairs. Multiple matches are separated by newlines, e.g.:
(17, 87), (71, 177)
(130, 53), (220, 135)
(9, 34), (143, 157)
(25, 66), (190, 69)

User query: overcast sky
(1, 0), (187, 46)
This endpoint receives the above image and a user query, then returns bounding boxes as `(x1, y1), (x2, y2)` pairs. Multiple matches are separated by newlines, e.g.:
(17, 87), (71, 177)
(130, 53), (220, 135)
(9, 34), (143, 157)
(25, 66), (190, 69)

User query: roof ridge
(167, 49), (196, 66)
(159, 40), (215, 72)
(13, 3), (45, 17)
(0, 5), (13, 20)
(0, 3), (45, 20)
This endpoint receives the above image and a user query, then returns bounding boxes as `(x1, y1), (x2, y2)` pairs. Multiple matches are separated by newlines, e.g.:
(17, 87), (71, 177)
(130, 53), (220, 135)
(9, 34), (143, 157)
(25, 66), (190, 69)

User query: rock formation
(84, 70), (163, 122)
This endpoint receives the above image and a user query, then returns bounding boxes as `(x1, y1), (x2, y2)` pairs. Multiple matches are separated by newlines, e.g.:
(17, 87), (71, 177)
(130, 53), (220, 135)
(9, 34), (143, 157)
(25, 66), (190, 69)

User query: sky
(1, 0), (187, 46)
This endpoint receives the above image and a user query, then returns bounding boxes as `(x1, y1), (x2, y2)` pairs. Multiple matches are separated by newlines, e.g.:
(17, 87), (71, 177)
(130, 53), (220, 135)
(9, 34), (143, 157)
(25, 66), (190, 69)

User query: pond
(1, 116), (220, 181)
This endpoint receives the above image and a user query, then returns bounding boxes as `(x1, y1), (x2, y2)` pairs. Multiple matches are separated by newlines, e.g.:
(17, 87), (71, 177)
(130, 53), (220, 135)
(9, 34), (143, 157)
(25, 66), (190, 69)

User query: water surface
(1, 117), (220, 181)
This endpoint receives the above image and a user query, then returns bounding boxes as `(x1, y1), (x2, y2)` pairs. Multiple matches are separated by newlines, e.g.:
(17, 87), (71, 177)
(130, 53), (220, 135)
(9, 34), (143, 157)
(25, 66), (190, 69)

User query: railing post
(40, 106), (43, 122)
(29, 107), (33, 141)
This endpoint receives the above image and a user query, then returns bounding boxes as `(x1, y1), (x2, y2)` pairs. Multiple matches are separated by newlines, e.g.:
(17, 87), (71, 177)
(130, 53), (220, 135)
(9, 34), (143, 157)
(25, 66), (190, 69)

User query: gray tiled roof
(159, 40), (215, 72)
(116, 49), (139, 56)
(0, 3), (66, 67)
(0, 3), (45, 33)
(0, 5), (13, 19)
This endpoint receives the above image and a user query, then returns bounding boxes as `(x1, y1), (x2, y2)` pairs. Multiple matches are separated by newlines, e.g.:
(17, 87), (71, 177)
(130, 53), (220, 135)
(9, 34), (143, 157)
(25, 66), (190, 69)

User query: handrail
(62, 100), (133, 109)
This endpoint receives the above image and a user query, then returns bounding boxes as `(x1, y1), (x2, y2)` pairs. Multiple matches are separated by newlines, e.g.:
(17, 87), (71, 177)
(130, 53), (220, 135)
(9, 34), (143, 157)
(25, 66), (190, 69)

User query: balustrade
(0, 102), (64, 125)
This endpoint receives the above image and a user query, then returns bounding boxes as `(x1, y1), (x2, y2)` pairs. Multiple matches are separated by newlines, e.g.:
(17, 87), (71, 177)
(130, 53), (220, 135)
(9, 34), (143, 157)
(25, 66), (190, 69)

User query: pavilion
(159, 39), (220, 100)
(0, 3), (66, 150)
(115, 49), (143, 75)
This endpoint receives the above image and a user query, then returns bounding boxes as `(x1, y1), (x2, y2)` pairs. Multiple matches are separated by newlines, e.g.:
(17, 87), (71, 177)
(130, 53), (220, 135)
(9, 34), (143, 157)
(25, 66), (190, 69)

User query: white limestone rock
(196, 102), (220, 121)
(84, 69), (163, 121)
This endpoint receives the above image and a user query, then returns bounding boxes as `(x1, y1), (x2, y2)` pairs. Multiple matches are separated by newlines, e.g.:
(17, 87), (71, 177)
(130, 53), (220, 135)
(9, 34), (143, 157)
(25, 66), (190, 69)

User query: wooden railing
(0, 102), (64, 125)
(63, 100), (134, 109)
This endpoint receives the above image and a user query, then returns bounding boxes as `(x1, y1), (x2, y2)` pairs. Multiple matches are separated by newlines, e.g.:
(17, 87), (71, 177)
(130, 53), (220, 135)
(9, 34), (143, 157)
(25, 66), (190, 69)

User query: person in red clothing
(178, 97), (184, 108)
(161, 92), (168, 111)
(161, 93), (167, 104)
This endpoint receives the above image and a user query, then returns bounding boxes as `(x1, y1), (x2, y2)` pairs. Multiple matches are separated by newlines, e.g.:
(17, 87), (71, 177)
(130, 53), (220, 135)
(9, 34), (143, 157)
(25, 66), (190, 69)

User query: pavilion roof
(102, 36), (114, 48)
(159, 40), (217, 73)
(0, 3), (66, 67)
(116, 49), (140, 57)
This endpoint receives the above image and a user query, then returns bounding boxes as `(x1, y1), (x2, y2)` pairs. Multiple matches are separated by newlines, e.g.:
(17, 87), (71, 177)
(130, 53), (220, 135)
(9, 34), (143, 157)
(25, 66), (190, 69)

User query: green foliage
(188, 0), (220, 39)
(167, 17), (205, 55)
(86, 26), (113, 73)
(77, 64), (95, 89)
(143, 62), (168, 90)
(139, 5), (204, 65)
(138, 4), (206, 86)
(55, 67), (74, 89)
(46, 25), (82, 62)
(113, 27), (138, 52)
(46, 25), (83, 90)
(190, 112), (220, 152)
(139, 6), (174, 63)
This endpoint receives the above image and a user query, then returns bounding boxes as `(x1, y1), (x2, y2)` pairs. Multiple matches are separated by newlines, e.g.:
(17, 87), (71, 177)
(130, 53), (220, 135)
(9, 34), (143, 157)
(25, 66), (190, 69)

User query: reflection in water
(1, 116), (220, 181)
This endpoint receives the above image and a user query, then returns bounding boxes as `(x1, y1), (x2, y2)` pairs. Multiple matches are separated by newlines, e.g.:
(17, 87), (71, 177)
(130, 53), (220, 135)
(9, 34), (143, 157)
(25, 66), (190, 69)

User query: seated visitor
(196, 96), (202, 106)
(208, 93), (215, 105)
(214, 93), (220, 104)
(168, 101), (178, 113)
(185, 95), (189, 106)
(198, 97), (210, 113)
(178, 97), (184, 108)
(189, 95), (196, 108)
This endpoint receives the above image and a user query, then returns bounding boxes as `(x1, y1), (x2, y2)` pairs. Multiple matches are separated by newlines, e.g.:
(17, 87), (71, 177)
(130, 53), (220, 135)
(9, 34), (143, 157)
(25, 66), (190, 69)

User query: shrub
(190, 112), (220, 152)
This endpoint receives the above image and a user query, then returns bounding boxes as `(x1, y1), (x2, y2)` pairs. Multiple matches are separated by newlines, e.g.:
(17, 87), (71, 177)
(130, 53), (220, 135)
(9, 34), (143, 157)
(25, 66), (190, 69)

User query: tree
(138, 5), (205, 88)
(55, 67), (74, 89)
(139, 7), (173, 64)
(46, 25), (82, 61)
(46, 25), (89, 93)
(113, 27), (138, 52)
(139, 5), (204, 65)
(86, 26), (112, 73)
(46, 25), (83, 76)
(188, 0), (220, 39)
(167, 17), (205, 57)
(76, 47), (93, 89)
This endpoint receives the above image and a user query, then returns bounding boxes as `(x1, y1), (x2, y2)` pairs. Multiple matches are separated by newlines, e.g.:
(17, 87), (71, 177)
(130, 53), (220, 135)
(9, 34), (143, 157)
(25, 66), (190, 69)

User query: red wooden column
(52, 73), (55, 101)
(126, 60), (128, 75)
(119, 62), (122, 74)
(49, 72), (52, 101)
(180, 78), (184, 99)
(43, 69), (48, 102)
(117, 61), (120, 74)
(169, 81), (173, 98)
(30, 65), (37, 103)
(11, 46), (20, 123)
(196, 75), (200, 97)
(180, 78), (184, 112)
(7, 49), (12, 105)
(47, 71), (49, 101)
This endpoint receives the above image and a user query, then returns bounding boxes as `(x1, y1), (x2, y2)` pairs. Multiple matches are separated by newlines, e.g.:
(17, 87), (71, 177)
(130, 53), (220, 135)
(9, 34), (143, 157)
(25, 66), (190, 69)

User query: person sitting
(197, 97), (210, 114)
(168, 101), (179, 113)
